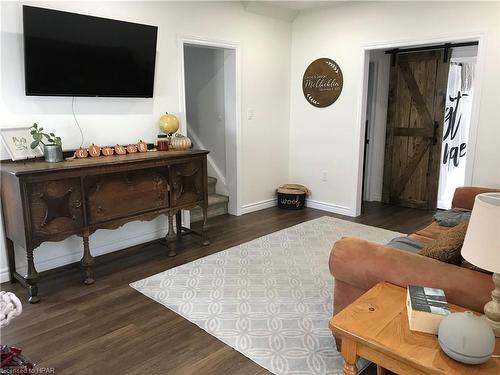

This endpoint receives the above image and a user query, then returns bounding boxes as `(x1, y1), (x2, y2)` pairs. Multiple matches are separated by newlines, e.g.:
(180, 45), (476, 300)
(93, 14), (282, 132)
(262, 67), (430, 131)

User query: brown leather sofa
(329, 187), (498, 350)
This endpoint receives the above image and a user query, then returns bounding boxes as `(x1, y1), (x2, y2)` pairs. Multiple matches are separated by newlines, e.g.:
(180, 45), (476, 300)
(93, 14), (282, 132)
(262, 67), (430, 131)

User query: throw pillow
(418, 222), (468, 265)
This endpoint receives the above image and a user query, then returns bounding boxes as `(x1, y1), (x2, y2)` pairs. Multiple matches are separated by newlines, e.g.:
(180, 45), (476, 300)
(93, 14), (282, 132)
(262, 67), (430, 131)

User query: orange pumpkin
(114, 144), (127, 155)
(75, 148), (88, 158)
(88, 144), (101, 157)
(102, 147), (114, 156)
(137, 140), (148, 153)
(126, 144), (138, 153)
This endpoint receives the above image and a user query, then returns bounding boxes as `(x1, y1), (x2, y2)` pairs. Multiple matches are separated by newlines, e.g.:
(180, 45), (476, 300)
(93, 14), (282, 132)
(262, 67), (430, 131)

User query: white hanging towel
(437, 62), (474, 209)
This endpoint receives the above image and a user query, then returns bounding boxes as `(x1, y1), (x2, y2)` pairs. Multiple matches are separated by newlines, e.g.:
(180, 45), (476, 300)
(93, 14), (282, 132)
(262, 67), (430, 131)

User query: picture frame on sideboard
(1, 127), (43, 161)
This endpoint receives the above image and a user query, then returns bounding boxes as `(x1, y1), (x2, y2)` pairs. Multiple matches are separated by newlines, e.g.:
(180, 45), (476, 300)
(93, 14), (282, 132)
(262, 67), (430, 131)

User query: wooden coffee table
(329, 282), (500, 375)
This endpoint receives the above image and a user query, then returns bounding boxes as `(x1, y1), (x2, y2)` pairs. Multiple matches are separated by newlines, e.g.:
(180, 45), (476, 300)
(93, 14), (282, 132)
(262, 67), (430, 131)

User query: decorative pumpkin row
(74, 140), (148, 159)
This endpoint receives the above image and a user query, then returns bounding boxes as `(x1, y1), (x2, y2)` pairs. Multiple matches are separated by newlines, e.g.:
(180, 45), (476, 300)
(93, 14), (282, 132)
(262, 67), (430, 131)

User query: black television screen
(23, 6), (158, 97)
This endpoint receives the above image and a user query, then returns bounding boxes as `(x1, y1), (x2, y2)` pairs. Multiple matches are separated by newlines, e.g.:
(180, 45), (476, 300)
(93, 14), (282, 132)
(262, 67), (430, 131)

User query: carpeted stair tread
(207, 176), (217, 194)
(207, 193), (228, 205)
(190, 192), (229, 223)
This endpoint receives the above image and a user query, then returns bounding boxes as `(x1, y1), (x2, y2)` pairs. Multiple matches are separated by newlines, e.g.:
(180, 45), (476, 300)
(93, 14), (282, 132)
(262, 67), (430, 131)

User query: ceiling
(242, 1), (344, 22)
(262, 1), (340, 11)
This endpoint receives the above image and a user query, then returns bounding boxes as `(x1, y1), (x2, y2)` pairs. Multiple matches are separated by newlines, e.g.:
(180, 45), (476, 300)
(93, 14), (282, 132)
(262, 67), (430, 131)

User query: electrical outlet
(321, 170), (328, 182)
(247, 108), (254, 120)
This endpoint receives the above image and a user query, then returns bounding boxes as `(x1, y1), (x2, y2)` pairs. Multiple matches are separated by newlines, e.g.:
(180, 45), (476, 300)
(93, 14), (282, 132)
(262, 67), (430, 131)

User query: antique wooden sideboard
(1, 150), (210, 303)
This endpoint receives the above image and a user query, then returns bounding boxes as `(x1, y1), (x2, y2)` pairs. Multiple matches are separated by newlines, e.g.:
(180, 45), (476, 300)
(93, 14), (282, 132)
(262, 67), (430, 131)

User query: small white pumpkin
(171, 134), (192, 151)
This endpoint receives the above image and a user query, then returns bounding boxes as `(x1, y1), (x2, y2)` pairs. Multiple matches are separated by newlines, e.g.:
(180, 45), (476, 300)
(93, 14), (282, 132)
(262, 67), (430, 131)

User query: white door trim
(177, 35), (243, 220)
(363, 60), (379, 202)
(353, 33), (484, 217)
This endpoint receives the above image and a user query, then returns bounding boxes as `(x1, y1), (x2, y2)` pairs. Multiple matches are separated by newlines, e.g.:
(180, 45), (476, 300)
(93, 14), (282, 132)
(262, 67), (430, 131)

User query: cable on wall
(72, 97), (84, 149)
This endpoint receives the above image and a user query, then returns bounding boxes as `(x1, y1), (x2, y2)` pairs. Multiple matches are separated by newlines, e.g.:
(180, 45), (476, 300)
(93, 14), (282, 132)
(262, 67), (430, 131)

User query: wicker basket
(277, 187), (306, 210)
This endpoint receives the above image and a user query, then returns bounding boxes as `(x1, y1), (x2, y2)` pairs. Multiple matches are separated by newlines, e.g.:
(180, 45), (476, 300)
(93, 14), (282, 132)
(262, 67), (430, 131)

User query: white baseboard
(0, 268), (9, 284)
(306, 199), (354, 217)
(240, 197), (353, 217)
(0, 228), (167, 284)
(241, 198), (277, 214)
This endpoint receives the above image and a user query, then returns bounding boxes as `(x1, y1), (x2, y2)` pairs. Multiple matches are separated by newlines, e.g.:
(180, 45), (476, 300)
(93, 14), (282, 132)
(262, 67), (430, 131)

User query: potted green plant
(29, 123), (63, 162)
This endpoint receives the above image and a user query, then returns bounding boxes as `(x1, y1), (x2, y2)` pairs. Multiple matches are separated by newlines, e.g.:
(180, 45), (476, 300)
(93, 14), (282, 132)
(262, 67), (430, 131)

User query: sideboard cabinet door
(170, 160), (204, 207)
(27, 178), (84, 239)
(85, 168), (169, 224)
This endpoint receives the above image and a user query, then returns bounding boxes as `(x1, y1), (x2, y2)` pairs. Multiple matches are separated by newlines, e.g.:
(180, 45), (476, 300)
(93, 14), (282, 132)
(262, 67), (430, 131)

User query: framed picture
(1, 127), (43, 161)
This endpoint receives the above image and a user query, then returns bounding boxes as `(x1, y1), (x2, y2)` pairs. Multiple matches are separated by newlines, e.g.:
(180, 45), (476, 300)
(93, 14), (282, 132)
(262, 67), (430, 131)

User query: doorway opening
(178, 37), (241, 223)
(361, 42), (479, 213)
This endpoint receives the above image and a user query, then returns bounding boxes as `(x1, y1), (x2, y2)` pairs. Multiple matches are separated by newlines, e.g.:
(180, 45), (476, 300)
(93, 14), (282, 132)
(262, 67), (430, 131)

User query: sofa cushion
(434, 208), (471, 227)
(408, 233), (435, 245)
(414, 221), (449, 241)
(418, 222), (468, 265)
(386, 236), (424, 253)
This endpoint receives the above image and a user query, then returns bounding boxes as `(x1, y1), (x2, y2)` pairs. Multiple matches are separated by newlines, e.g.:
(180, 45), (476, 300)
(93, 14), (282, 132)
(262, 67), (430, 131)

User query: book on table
(406, 285), (450, 334)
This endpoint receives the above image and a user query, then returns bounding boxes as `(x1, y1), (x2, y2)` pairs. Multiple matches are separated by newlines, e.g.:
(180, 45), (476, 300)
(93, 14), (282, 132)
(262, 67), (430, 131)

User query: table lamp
(461, 192), (500, 337)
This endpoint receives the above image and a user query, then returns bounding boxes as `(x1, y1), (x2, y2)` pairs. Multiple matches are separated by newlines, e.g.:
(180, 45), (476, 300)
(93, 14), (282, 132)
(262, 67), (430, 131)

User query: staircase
(190, 176), (229, 223)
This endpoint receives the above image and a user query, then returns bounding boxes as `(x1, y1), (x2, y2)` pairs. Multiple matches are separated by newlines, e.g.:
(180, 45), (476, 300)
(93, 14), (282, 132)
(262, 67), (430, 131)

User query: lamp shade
(461, 193), (500, 274)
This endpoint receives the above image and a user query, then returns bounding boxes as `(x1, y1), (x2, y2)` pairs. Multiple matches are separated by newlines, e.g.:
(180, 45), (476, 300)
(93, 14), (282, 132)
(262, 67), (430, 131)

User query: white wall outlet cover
(321, 170), (328, 182)
(247, 109), (254, 120)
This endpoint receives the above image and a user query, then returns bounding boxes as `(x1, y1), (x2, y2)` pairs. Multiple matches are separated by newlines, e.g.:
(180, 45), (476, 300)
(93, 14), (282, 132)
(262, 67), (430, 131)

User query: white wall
(289, 1), (500, 216)
(184, 45), (227, 191)
(0, 1), (291, 282)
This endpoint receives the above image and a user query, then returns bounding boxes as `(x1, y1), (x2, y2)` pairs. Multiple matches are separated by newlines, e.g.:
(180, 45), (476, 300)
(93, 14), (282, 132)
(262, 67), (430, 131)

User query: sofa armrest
(452, 186), (500, 210)
(329, 237), (493, 313)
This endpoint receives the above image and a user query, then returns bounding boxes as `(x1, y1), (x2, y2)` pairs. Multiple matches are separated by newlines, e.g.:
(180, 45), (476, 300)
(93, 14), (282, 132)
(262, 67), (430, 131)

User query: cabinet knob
(97, 206), (103, 213)
(74, 200), (82, 208)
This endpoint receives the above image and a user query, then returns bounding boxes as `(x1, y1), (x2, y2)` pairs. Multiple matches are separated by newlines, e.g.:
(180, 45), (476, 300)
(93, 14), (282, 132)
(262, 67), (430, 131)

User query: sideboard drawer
(27, 178), (84, 238)
(170, 160), (204, 207)
(85, 168), (168, 224)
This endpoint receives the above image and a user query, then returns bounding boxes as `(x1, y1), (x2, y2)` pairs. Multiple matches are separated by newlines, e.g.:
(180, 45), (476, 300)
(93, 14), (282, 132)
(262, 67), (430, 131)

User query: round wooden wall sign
(302, 58), (343, 108)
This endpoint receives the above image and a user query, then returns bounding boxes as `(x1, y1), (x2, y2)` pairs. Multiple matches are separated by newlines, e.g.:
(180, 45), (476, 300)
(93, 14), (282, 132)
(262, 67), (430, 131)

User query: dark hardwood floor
(1, 203), (435, 374)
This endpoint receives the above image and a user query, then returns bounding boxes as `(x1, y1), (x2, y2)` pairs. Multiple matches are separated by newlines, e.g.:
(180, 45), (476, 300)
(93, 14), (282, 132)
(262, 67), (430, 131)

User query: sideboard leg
(81, 230), (95, 285)
(166, 213), (177, 257)
(201, 204), (210, 246)
(6, 238), (17, 284)
(26, 247), (40, 304)
(175, 210), (182, 239)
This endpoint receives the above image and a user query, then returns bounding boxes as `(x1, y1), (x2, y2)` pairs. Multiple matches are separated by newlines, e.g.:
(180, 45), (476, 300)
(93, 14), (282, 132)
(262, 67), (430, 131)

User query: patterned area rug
(130, 216), (403, 374)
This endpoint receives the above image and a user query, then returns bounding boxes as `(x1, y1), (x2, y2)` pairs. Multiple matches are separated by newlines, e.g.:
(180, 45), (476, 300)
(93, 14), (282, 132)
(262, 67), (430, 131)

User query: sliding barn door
(382, 51), (449, 210)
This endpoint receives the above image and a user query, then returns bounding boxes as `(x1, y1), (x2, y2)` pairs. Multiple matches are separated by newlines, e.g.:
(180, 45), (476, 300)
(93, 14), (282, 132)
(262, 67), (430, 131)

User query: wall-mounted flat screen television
(23, 6), (158, 97)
